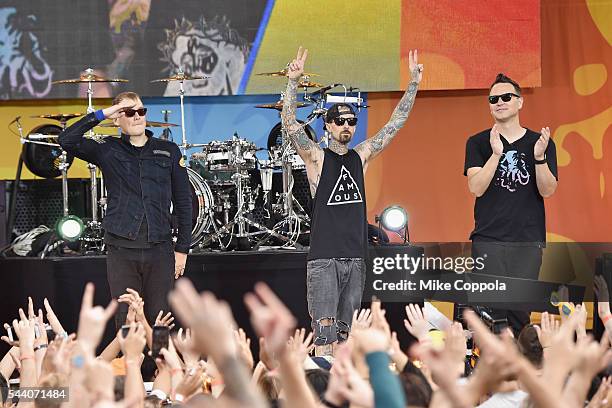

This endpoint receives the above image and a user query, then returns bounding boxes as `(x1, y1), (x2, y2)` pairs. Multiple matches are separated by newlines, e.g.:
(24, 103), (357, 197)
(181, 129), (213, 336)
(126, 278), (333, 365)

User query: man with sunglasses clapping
(282, 47), (423, 355)
(464, 74), (558, 335)
(58, 92), (192, 329)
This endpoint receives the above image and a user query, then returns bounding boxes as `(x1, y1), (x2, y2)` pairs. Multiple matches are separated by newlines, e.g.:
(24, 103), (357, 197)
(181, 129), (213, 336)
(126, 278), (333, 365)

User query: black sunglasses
(333, 117), (358, 126)
(123, 108), (147, 117)
(488, 93), (520, 104)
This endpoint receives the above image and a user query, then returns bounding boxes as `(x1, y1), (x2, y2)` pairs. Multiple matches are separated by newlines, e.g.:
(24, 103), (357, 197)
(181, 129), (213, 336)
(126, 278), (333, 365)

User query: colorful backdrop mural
(0, 0), (609, 247)
(0, 0), (540, 99)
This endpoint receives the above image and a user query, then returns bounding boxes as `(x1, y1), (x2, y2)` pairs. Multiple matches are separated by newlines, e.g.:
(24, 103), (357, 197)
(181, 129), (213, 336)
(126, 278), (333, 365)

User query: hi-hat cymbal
(256, 69), (320, 77)
(150, 73), (210, 83)
(52, 73), (128, 84)
(298, 80), (323, 88)
(30, 113), (84, 121)
(97, 121), (180, 128)
(255, 101), (311, 111)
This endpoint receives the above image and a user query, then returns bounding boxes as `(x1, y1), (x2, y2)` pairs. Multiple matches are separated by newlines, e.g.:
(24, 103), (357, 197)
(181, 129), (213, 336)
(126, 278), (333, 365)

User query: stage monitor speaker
(5, 179), (90, 240)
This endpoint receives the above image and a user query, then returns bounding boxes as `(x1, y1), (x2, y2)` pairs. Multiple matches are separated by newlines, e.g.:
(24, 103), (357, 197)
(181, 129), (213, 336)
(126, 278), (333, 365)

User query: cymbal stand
(176, 69), (188, 159)
(83, 68), (104, 249)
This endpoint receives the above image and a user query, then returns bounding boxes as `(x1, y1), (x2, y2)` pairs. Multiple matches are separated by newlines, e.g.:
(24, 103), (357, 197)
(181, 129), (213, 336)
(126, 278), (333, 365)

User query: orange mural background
(401, 0), (541, 90)
(368, 0), (612, 242)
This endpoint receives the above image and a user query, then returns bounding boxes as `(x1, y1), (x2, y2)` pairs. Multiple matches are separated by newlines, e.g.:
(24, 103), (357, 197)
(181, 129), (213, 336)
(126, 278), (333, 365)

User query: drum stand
(198, 169), (293, 250)
(269, 126), (311, 246)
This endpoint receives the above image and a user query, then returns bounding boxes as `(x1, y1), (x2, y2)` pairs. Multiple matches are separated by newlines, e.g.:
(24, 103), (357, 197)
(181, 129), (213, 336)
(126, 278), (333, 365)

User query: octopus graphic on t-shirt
(495, 150), (530, 192)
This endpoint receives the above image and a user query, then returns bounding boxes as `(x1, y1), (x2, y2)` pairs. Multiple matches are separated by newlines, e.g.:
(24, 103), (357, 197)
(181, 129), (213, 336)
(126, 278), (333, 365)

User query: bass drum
(23, 124), (74, 178)
(187, 167), (215, 248)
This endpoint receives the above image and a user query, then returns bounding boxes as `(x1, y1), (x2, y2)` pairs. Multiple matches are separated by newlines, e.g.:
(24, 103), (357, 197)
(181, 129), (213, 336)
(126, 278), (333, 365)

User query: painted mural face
(158, 16), (249, 96)
(0, 7), (53, 99)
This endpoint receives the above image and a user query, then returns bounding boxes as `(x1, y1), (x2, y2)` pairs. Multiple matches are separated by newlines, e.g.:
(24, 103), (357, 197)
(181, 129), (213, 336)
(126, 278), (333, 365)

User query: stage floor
(0, 250), (312, 357)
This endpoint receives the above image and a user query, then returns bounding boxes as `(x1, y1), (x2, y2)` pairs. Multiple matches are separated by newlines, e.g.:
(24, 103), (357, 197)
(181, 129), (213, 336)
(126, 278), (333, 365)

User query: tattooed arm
(355, 50), (423, 165)
(281, 47), (322, 164)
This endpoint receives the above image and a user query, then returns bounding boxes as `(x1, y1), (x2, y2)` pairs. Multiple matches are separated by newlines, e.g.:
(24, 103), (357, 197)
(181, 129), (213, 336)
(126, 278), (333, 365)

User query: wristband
(535, 157), (547, 165)
(602, 314), (612, 324)
(94, 109), (106, 121)
(34, 344), (48, 352)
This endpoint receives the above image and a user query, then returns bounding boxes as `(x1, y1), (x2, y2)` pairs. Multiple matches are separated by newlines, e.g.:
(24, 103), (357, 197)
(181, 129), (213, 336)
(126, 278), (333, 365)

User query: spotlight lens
(56, 215), (84, 241)
(381, 206), (408, 231)
(60, 219), (81, 239)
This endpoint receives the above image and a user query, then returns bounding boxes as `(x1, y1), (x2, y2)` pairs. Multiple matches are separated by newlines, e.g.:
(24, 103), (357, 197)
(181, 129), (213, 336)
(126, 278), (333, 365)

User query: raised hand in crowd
(155, 310), (175, 330)
(404, 303), (430, 342)
(173, 327), (199, 369)
(43, 297), (67, 337)
(77, 283), (117, 356)
(234, 328), (254, 371)
(170, 278), (266, 408)
(326, 342), (374, 408)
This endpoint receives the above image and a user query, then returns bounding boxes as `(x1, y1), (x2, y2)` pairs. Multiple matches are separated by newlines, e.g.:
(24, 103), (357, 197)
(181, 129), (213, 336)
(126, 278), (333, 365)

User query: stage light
(56, 215), (84, 241)
(380, 206), (408, 231)
(376, 205), (410, 243)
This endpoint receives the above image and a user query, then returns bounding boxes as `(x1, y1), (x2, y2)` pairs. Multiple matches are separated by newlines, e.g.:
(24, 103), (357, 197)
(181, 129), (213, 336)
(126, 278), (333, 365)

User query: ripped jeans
(306, 258), (365, 345)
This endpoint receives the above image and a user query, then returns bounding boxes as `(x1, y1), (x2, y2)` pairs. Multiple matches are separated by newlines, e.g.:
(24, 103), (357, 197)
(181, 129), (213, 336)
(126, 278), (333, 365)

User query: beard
(338, 131), (352, 143)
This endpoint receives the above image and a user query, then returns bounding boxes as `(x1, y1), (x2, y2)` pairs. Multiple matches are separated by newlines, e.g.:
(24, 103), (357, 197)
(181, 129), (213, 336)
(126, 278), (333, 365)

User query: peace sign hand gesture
(408, 49), (424, 83)
(287, 46), (308, 80)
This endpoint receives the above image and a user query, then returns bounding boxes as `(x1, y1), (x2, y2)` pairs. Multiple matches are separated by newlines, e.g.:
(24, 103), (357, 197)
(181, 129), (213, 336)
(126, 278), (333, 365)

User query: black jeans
(106, 242), (175, 330)
(471, 241), (543, 336)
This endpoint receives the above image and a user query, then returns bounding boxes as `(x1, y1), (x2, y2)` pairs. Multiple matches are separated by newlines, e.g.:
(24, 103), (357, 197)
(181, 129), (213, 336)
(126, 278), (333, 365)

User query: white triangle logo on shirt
(327, 165), (363, 206)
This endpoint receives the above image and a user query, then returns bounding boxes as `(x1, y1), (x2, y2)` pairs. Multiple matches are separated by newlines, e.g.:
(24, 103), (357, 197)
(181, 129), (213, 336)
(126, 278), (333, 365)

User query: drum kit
(9, 65), (367, 254)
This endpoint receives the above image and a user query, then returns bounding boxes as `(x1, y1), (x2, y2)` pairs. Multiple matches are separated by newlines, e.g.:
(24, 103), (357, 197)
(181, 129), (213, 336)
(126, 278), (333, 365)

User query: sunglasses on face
(488, 93), (520, 104)
(123, 108), (147, 117)
(332, 117), (358, 126)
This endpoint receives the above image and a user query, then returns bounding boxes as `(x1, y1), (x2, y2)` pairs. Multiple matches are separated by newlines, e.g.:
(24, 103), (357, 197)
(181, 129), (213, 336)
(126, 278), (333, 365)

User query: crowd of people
(0, 274), (611, 408)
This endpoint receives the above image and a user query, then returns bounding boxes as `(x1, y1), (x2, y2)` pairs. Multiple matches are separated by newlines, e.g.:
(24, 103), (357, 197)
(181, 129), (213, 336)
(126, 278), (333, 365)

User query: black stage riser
(0, 251), (416, 360)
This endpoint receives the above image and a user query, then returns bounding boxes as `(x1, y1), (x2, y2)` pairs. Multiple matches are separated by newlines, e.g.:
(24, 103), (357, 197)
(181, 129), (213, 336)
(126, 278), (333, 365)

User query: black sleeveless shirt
(307, 149), (368, 261)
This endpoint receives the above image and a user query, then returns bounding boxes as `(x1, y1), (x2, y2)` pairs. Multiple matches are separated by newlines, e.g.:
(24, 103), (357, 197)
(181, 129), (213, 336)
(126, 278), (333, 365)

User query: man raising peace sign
(281, 46), (423, 354)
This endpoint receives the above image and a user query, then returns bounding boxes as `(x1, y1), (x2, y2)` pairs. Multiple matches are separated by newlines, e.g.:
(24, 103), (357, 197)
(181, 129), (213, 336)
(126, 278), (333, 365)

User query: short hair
(305, 369), (330, 400)
(490, 73), (521, 95)
(112, 91), (141, 106)
(517, 324), (543, 368)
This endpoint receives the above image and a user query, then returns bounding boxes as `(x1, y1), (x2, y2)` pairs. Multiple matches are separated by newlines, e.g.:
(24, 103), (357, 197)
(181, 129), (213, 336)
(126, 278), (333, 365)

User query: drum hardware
(151, 69), (210, 159)
(160, 110), (173, 141)
(190, 135), (297, 250)
(51, 67), (130, 251)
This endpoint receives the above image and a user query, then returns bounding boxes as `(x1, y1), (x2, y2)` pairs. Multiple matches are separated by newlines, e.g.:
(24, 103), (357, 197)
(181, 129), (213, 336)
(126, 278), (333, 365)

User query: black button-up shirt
(58, 113), (192, 253)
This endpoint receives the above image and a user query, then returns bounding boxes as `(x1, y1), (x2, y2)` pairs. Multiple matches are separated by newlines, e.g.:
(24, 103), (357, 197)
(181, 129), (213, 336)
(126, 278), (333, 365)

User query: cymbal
(298, 80), (323, 88)
(255, 101), (311, 111)
(30, 113), (84, 121)
(255, 69), (319, 77)
(97, 121), (180, 128)
(150, 73), (210, 83)
(52, 73), (128, 84)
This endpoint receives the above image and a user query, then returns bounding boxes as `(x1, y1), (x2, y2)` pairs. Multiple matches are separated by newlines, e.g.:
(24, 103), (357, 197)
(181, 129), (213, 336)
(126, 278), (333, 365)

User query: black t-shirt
(308, 149), (368, 261)
(463, 128), (558, 244)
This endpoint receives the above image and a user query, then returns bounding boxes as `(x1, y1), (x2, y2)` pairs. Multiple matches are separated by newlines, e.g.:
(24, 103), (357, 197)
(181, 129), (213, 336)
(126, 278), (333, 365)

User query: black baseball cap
(325, 103), (356, 123)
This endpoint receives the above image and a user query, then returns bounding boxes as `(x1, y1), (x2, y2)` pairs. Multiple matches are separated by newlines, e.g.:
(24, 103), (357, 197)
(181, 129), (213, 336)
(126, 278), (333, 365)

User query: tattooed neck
(329, 139), (349, 155)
